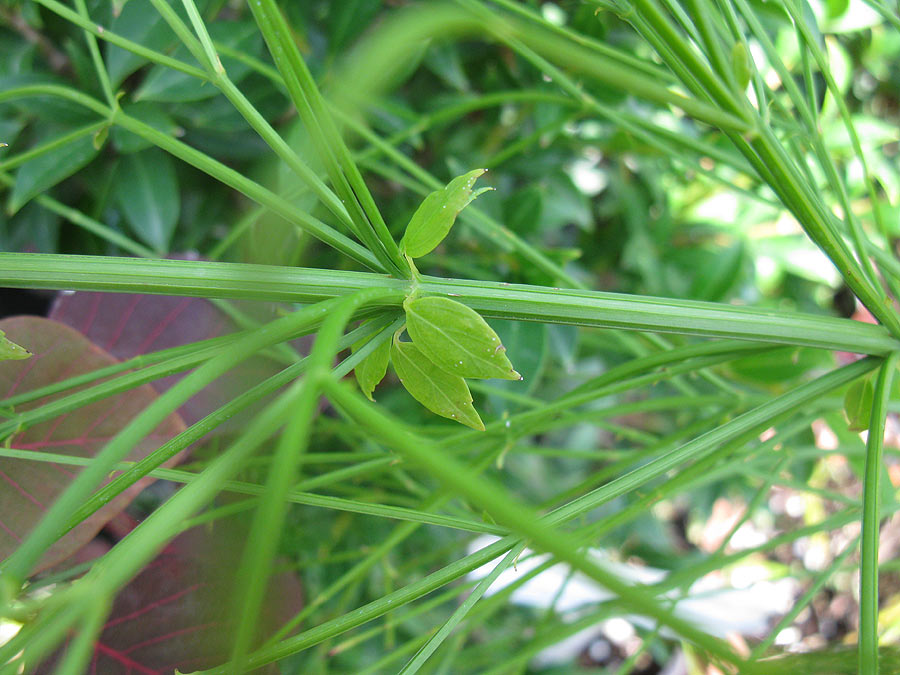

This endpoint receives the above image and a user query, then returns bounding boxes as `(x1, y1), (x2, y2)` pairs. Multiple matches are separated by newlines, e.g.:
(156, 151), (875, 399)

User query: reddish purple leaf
(49, 289), (301, 430)
(0, 316), (186, 572)
(37, 513), (304, 674)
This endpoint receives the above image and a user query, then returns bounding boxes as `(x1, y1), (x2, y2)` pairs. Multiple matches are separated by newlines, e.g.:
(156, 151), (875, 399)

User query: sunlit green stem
(859, 352), (899, 674)
(1, 254), (897, 354)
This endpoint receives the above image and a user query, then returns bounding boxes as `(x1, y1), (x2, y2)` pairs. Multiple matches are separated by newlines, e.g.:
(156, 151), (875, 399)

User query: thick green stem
(0, 253), (897, 354)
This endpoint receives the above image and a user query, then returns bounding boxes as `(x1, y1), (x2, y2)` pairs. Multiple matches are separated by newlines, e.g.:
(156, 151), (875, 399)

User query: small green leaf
(400, 168), (492, 258)
(105, 0), (179, 87)
(92, 126), (109, 151)
(0, 330), (31, 361)
(731, 42), (752, 91)
(352, 332), (391, 401)
(391, 338), (484, 431)
(404, 296), (521, 381)
(844, 375), (875, 432)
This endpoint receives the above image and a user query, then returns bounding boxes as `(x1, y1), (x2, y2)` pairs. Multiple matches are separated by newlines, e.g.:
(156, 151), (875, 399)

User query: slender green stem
(58, 316), (398, 534)
(628, 0), (745, 116)
(0, 296), (378, 582)
(859, 352), (899, 674)
(0, 84), (381, 270)
(141, 0), (359, 241)
(110, 110), (383, 270)
(485, 0), (673, 82)
(180, 0), (224, 73)
(247, 0), (407, 277)
(0, 172), (154, 257)
(0, 338), (233, 441)
(752, 535), (859, 659)
(0, 332), (239, 410)
(0, 447), (503, 536)
(51, 594), (110, 675)
(73, 0), (115, 106)
(31, 0), (210, 81)
(230, 289), (397, 671)
(0, 121), (106, 172)
(323, 379), (750, 671)
(399, 542), (527, 674)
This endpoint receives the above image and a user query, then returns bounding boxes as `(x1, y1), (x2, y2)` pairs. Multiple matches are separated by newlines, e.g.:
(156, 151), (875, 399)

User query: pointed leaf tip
(400, 168), (491, 258)
(391, 338), (484, 430)
(404, 296), (521, 380)
(0, 330), (31, 361)
(352, 328), (391, 401)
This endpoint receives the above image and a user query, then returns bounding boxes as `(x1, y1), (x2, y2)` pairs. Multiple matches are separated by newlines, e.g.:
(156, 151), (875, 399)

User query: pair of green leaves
(354, 297), (521, 430)
(354, 168), (515, 429)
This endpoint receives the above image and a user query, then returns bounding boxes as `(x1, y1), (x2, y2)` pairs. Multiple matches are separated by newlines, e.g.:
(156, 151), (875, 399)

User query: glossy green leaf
(327, 0), (384, 56)
(391, 338), (484, 431)
(0, 329), (31, 361)
(404, 296), (521, 381)
(400, 168), (492, 258)
(114, 147), (180, 253)
(105, 0), (180, 87)
(844, 374), (875, 432)
(8, 134), (98, 215)
(353, 331), (391, 401)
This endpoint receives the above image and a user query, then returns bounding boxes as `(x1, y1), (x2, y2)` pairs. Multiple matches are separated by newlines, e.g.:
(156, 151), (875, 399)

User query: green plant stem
(206, 356), (875, 673)
(0, 447), (505, 536)
(614, 0), (900, 338)
(0, 332), (239, 410)
(51, 594), (110, 675)
(31, 0), (210, 80)
(58, 316), (399, 534)
(1, 295), (400, 583)
(0, 84), (381, 271)
(263, 450), (504, 646)
(1, 254), (896, 354)
(338, 2), (750, 132)
(0, 337), (236, 440)
(321, 379), (750, 671)
(110, 109), (383, 271)
(35, 0), (363, 251)
(230, 288), (396, 671)
(859, 352), (899, 674)
(485, 0), (672, 82)
(0, 121), (106, 172)
(399, 542), (527, 674)
(0, 172), (154, 257)
(248, 0), (407, 277)
(751, 534), (859, 659)
(73, 0), (115, 106)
